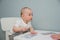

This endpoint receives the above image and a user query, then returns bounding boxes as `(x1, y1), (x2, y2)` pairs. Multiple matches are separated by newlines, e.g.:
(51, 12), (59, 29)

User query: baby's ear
(21, 14), (24, 17)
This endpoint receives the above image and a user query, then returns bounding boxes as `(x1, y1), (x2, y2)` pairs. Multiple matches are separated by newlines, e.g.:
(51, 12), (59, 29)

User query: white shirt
(9, 17), (32, 35)
(14, 17), (32, 28)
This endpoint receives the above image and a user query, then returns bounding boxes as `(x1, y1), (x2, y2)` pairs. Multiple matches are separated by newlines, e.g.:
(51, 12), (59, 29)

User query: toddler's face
(22, 9), (33, 21)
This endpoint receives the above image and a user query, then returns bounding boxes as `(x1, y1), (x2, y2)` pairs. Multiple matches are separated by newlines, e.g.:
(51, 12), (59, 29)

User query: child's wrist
(19, 27), (23, 31)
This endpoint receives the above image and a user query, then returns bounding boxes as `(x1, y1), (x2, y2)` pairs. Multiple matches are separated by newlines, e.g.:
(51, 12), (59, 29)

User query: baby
(13, 7), (37, 34)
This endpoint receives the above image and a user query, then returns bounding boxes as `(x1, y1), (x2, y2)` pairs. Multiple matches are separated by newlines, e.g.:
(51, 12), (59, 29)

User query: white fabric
(14, 17), (32, 28)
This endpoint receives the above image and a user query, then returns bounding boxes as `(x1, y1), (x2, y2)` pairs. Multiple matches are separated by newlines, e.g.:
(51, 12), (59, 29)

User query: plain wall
(0, 0), (5, 40)
(0, 0), (60, 40)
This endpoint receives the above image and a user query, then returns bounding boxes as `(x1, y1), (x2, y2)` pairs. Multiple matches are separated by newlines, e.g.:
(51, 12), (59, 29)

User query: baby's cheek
(29, 17), (32, 20)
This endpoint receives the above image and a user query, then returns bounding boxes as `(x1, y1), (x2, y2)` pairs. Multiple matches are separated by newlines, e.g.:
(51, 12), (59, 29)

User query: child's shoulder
(16, 17), (22, 22)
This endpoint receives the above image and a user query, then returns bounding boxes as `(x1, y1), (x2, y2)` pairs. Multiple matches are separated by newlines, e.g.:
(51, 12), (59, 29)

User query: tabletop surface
(14, 30), (60, 40)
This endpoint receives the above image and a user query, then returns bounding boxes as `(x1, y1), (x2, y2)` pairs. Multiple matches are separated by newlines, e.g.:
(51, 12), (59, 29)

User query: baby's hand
(22, 27), (28, 32)
(30, 31), (37, 34)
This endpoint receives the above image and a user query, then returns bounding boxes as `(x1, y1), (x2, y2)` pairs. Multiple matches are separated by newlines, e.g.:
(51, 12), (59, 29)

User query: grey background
(0, 0), (60, 40)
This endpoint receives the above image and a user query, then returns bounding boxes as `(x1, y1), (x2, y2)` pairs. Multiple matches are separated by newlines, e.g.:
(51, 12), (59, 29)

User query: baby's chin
(30, 18), (32, 21)
(29, 20), (32, 21)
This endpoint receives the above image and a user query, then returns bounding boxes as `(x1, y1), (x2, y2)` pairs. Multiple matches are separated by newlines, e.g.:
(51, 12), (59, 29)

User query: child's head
(20, 7), (33, 22)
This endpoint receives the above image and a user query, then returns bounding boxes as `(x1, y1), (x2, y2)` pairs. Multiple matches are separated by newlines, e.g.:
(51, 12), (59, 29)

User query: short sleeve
(14, 19), (21, 27)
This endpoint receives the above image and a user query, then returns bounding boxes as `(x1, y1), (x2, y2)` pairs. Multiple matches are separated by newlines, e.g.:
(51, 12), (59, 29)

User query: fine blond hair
(20, 7), (32, 17)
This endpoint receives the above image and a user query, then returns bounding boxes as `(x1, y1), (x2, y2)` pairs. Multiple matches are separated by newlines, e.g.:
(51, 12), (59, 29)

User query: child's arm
(29, 27), (34, 32)
(13, 26), (28, 33)
(13, 26), (22, 32)
(29, 27), (37, 34)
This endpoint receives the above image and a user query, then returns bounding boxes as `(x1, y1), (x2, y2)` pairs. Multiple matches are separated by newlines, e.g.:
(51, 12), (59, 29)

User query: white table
(14, 30), (60, 40)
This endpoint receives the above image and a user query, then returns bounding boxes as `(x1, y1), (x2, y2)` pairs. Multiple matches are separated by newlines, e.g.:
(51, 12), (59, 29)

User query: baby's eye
(29, 14), (33, 16)
(29, 14), (31, 16)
